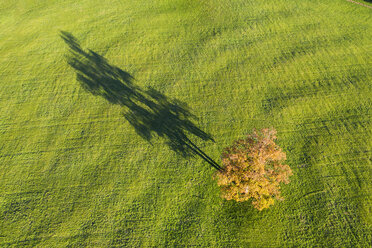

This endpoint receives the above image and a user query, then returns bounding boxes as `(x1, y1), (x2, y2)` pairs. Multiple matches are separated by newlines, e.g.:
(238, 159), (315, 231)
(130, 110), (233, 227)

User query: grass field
(0, 0), (371, 247)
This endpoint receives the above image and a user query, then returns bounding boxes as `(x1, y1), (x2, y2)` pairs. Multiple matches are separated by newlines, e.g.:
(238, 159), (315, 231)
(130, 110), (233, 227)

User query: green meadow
(0, 0), (371, 247)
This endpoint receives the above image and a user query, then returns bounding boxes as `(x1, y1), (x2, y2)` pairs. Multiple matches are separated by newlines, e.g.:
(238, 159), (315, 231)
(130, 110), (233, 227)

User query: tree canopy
(215, 128), (293, 210)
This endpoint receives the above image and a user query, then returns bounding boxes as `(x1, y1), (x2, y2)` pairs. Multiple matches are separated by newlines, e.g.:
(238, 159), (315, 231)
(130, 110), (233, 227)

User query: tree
(215, 128), (292, 210)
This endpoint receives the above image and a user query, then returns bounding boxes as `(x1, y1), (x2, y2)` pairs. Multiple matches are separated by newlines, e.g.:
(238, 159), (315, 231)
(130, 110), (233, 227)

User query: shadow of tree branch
(60, 31), (222, 170)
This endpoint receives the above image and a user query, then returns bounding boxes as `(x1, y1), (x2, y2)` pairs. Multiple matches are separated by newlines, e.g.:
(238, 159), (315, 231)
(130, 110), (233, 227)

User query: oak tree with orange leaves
(215, 128), (292, 211)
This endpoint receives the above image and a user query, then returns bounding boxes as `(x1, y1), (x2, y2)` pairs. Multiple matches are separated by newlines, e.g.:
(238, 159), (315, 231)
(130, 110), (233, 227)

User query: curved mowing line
(346, 0), (372, 9)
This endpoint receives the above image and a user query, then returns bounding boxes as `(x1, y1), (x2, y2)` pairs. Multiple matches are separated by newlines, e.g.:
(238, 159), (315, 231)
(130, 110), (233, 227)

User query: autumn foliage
(215, 128), (292, 210)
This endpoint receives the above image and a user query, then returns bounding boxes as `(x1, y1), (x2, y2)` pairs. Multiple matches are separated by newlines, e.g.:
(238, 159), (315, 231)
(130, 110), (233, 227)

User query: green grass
(0, 0), (371, 247)
(361, 0), (372, 7)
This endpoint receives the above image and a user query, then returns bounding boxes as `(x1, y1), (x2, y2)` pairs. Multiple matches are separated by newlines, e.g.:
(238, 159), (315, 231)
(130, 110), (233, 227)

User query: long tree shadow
(60, 31), (221, 170)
